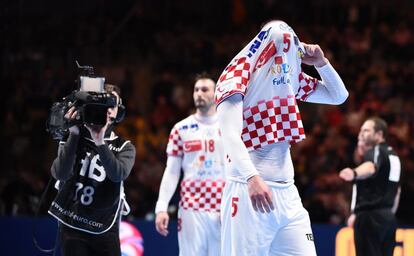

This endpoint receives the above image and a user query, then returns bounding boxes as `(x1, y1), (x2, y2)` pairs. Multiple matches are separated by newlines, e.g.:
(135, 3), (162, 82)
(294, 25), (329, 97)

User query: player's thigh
(221, 181), (276, 256)
(178, 209), (207, 256)
(269, 209), (316, 256)
(206, 211), (221, 256)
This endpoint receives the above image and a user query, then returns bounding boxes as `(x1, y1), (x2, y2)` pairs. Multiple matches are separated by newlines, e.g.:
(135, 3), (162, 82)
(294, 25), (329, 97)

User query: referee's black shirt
(354, 142), (401, 213)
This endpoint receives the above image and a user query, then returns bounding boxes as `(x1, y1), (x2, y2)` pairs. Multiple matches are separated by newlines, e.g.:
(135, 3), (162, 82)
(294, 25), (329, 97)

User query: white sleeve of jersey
(217, 94), (259, 181)
(155, 156), (182, 213)
(305, 62), (348, 105)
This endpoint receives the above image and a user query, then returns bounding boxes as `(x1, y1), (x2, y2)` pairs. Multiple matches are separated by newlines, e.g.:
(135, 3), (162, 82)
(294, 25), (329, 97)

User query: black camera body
(46, 62), (117, 140)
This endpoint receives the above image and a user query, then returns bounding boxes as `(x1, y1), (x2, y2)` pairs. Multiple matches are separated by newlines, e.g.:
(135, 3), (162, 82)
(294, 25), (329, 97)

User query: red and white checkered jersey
(166, 114), (225, 212)
(215, 21), (319, 151)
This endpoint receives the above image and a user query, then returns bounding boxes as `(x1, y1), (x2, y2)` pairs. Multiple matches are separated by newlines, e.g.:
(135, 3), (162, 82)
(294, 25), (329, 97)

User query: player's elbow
(335, 90), (349, 105)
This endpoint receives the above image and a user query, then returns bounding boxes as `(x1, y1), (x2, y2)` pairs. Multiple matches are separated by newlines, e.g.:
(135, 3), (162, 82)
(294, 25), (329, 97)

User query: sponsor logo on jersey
(204, 160), (212, 168)
(183, 140), (202, 152)
(253, 41), (277, 72)
(306, 233), (314, 241)
(272, 76), (291, 86)
(179, 123), (199, 132)
(247, 27), (271, 58)
(279, 22), (294, 32)
(204, 128), (216, 137)
(268, 56), (293, 77)
(108, 144), (123, 152)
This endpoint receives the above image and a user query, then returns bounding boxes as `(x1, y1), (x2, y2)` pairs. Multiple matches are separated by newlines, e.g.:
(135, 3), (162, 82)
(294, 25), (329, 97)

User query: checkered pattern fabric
(242, 95), (305, 150)
(166, 127), (183, 156)
(296, 72), (318, 101)
(215, 57), (251, 104)
(179, 178), (225, 212)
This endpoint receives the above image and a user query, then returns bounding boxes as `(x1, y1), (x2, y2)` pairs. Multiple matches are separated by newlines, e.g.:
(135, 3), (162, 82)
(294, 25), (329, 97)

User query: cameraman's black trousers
(354, 209), (397, 256)
(59, 222), (120, 256)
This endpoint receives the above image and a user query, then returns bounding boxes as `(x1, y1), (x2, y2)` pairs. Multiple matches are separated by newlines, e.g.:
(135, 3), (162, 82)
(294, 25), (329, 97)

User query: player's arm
(217, 94), (258, 181)
(299, 44), (348, 105)
(217, 94), (274, 213)
(96, 141), (136, 182)
(155, 156), (182, 236)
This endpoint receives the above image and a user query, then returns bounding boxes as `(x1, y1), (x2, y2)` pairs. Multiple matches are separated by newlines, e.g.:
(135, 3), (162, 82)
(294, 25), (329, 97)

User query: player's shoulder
(171, 115), (199, 131)
(174, 115), (197, 128)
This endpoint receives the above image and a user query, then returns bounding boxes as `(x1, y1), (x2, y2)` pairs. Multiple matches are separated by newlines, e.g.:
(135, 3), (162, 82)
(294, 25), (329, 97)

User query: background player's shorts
(221, 180), (317, 256)
(177, 208), (221, 256)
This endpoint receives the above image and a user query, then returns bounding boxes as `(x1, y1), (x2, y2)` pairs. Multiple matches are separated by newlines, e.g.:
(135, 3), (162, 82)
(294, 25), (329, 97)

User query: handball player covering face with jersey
(215, 20), (348, 255)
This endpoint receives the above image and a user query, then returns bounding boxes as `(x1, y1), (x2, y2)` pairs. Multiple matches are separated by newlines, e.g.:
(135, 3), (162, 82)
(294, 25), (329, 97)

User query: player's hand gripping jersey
(167, 115), (225, 212)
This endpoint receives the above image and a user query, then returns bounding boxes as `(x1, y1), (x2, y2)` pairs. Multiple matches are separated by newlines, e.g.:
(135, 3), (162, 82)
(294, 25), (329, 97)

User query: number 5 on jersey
(231, 197), (239, 217)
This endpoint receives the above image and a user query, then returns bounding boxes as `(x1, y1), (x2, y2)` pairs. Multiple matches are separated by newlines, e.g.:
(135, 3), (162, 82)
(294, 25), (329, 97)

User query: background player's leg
(178, 209), (207, 256)
(206, 211), (221, 256)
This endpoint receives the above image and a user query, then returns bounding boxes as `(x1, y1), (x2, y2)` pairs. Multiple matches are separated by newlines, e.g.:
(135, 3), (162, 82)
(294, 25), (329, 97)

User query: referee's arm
(339, 161), (376, 182)
(353, 161), (376, 180)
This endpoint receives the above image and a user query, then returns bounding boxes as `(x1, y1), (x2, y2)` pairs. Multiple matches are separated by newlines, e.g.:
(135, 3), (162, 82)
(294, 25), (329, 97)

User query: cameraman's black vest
(48, 134), (130, 234)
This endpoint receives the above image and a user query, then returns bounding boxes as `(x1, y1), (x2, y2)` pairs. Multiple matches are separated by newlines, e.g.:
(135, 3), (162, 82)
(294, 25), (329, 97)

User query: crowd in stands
(1, 0), (413, 225)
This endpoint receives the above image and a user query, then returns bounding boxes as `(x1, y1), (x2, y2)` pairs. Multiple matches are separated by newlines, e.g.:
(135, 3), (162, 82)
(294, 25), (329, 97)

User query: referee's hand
(155, 212), (169, 236)
(339, 168), (355, 182)
(247, 176), (274, 213)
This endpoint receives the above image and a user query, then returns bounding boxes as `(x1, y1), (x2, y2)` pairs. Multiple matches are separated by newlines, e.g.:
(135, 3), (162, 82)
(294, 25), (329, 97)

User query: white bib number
(79, 153), (106, 182)
(74, 152), (106, 205)
(73, 182), (95, 205)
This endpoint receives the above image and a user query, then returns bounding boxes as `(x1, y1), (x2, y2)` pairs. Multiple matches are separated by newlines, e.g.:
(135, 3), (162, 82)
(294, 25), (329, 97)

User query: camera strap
(32, 176), (59, 255)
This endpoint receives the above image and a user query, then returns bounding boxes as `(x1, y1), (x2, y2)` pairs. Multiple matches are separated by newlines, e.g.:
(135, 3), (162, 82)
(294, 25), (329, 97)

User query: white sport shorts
(221, 180), (317, 256)
(177, 208), (221, 256)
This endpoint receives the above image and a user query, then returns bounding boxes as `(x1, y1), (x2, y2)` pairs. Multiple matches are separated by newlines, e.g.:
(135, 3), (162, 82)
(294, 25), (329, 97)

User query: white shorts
(221, 180), (317, 256)
(178, 208), (221, 256)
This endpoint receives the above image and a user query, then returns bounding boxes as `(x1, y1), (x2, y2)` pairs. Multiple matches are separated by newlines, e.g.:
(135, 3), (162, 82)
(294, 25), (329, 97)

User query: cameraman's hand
(64, 107), (79, 135)
(85, 121), (109, 146)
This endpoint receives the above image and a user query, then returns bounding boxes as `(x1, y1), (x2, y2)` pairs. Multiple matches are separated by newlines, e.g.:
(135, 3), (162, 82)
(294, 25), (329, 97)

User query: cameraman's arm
(96, 142), (136, 182)
(51, 133), (80, 181)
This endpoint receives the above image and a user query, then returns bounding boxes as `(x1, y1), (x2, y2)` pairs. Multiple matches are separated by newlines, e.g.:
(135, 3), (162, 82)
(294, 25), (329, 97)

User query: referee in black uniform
(339, 117), (401, 256)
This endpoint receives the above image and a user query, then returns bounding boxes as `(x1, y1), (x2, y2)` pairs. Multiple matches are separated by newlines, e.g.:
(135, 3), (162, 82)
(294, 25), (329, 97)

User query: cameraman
(48, 84), (136, 256)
